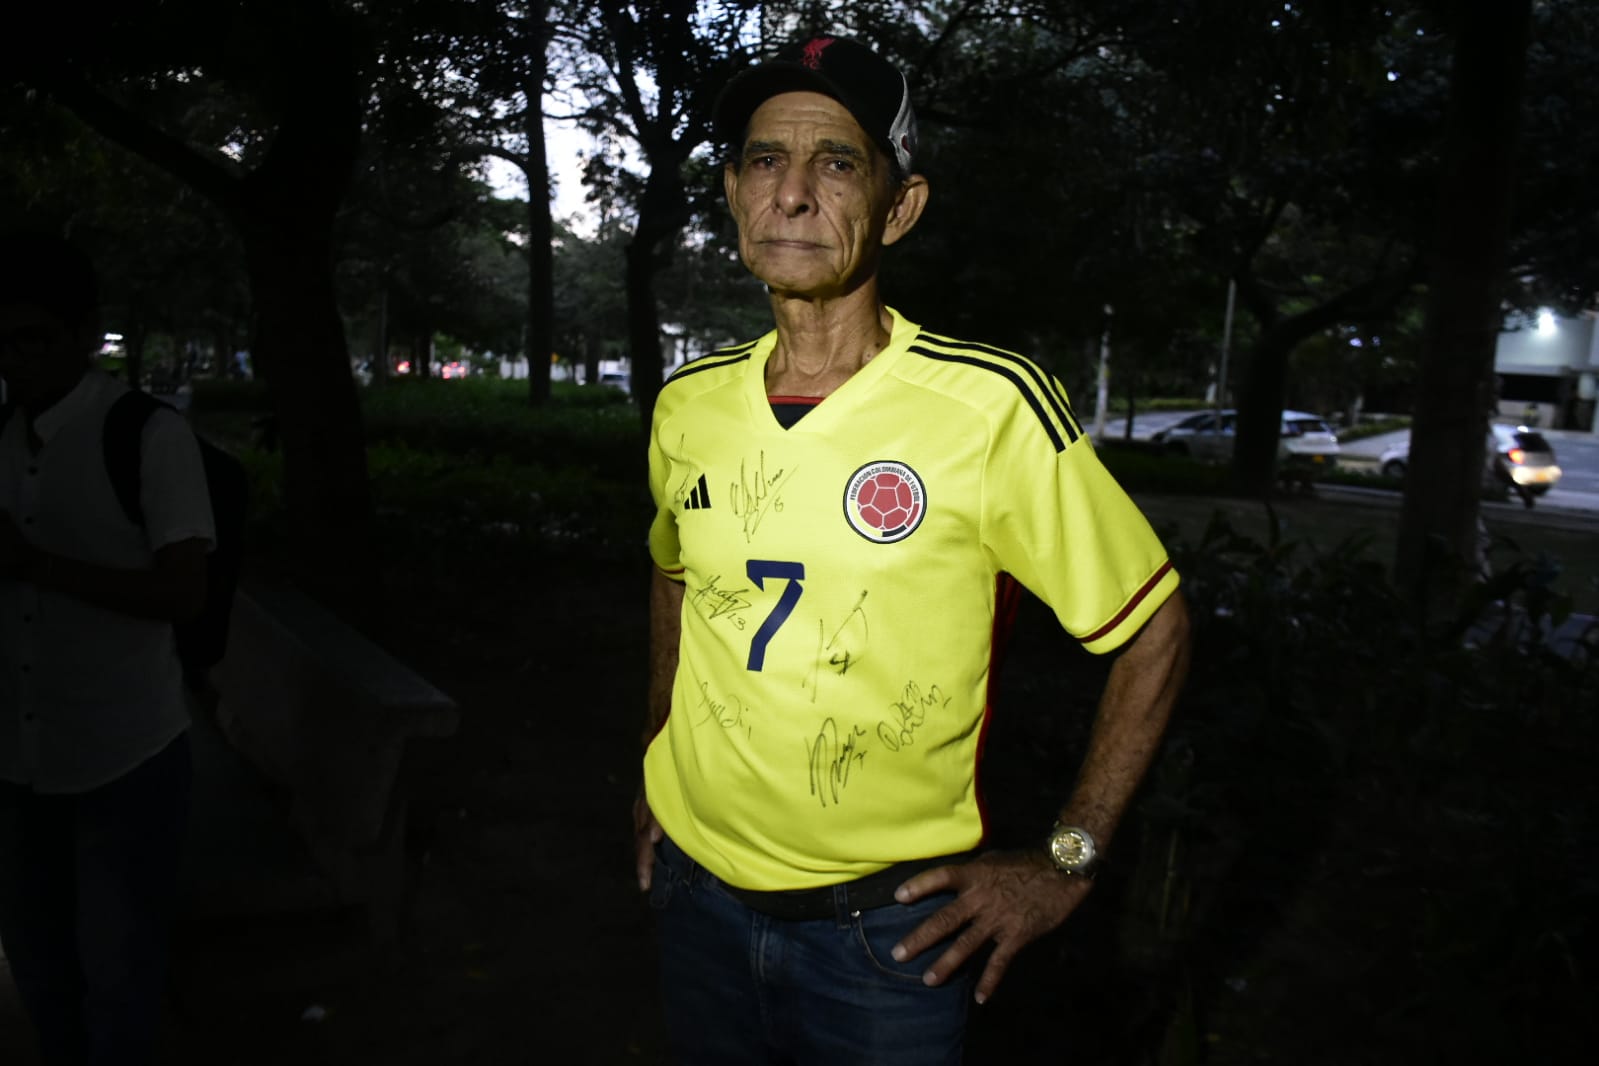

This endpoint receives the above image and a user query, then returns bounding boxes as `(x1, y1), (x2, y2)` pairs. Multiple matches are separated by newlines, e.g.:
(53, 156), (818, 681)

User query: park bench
(179, 578), (459, 942)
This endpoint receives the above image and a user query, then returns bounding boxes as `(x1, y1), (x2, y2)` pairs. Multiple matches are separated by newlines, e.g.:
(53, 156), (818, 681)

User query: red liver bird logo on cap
(801, 37), (836, 69)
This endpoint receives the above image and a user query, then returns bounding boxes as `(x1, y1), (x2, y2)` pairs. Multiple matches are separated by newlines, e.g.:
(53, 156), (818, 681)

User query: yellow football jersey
(645, 307), (1179, 890)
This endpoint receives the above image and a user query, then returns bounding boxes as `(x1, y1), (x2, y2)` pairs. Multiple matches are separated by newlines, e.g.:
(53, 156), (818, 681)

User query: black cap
(713, 35), (917, 176)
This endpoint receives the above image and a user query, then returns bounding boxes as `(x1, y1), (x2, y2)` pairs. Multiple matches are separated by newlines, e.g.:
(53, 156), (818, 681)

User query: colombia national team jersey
(645, 307), (1179, 891)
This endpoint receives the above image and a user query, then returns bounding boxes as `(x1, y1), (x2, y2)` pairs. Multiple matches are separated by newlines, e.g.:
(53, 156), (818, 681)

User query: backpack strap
(103, 390), (168, 528)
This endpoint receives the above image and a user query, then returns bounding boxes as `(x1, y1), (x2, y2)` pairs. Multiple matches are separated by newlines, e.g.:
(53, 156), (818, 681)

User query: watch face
(1050, 826), (1094, 870)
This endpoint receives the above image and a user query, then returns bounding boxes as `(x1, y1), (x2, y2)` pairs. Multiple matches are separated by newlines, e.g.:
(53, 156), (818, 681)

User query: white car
(1152, 409), (1341, 471)
(1378, 424), (1561, 506)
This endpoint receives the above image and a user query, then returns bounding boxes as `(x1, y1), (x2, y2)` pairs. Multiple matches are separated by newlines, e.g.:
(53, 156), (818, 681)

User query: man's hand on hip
(890, 850), (1092, 1004)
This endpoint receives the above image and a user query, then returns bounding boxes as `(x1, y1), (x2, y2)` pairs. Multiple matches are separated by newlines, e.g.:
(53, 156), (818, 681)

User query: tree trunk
(415, 330), (433, 380)
(628, 163), (688, 432)
(372, 283), (391, 386)
(240, 216), (376, 614)
(1231, 331), (1291, 497)
(625, 235), (661, 432)
(522, 27), (554, 408)
(584, 332), (602, 392)
(1395, 0), (1531, 618)
(1230, 264), (1419, 497)
(33, 0), (378, 616)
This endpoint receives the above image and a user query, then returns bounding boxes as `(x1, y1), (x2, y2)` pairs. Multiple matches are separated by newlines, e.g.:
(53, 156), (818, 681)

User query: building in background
(1495, 309), (1599, 432)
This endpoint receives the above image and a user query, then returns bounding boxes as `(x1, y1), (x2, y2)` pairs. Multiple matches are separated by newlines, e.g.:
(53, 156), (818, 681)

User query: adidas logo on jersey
(683, 473), (713, 510)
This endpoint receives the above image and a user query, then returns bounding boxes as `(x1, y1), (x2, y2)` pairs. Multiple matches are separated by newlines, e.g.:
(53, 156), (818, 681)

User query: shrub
(1118, 513), (1597, 1062)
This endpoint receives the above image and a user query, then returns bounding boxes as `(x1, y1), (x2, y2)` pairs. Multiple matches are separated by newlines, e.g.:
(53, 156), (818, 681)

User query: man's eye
(750, 155), (779, 169)
(826, 158), (855, 172)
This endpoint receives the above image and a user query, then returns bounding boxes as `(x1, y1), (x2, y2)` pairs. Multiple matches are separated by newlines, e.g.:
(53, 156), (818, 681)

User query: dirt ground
(1, 544), (1125, 1066)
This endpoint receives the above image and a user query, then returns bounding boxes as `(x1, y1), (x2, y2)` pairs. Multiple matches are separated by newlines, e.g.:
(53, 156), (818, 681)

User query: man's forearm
(646, 567), (686, 748)
(18, 538), (208, 623)
(1057, 592), (1192, 851)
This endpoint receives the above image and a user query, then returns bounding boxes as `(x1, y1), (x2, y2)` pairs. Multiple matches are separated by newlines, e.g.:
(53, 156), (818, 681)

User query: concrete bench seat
(180, 579), (459, 940)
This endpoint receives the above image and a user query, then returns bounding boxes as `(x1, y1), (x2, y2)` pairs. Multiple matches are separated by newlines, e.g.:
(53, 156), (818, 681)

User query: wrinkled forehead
(741, 91), (883, 158)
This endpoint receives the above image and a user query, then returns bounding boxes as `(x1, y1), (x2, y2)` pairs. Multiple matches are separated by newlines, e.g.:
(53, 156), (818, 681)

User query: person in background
(0, 231), (214, 1066)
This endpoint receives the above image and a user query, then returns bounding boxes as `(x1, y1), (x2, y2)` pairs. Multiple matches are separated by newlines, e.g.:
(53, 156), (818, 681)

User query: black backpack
(2, 390), (248, 689)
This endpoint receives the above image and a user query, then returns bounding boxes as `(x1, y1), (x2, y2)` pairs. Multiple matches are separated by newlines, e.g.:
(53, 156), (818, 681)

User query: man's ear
(882, 175), (929, 248)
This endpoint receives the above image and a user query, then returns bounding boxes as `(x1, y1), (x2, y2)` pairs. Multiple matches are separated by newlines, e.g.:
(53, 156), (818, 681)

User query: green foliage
(356, 376), (648, 552)
(1334, 415), (1412, 442)
(1105, 396), (1211, 415)
(1096, 442), (1235, 496)
(1123, 513), (1597, 1060)
(362, 376), (640, 464)
(190, 378), (276, 414)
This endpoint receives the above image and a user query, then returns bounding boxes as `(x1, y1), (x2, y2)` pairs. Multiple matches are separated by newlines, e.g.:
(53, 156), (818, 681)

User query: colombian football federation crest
(843, 461), (926, 543)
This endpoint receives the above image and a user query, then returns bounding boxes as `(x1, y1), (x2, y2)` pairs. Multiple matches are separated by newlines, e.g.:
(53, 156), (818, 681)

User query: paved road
(1111, 410), (1599, 519)
(1107, 409), (1597, 660)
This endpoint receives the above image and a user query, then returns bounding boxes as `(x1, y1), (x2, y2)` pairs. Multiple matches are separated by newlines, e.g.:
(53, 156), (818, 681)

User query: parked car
(1378, 424), (1561, 506)
(1152, 408), (1342, 473)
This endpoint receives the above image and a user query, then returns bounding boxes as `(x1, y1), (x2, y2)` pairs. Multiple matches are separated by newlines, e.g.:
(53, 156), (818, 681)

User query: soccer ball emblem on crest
(844, 461), (927, 543)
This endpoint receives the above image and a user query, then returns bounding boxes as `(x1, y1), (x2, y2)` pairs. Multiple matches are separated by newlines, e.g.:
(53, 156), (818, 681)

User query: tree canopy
(6, 0), (1596, 607)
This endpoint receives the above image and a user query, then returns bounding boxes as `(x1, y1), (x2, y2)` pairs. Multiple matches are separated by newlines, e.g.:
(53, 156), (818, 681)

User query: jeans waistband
(717, 851), (974, 922)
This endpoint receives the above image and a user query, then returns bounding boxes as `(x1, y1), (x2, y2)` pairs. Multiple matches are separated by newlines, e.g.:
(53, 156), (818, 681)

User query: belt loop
(681, 841), (707, 890)
(832, 882), (853, 928)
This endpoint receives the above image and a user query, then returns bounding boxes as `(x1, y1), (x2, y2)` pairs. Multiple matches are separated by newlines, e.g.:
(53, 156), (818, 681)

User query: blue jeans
(0, 734), (191, 1066)
(650, 835), (976, 1066)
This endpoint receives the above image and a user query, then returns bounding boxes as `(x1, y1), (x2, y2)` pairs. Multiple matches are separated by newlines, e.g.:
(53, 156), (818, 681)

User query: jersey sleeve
(646, 393), (684, 581)
(981, 395), (1178, 655)
(138, 409), (216, 553)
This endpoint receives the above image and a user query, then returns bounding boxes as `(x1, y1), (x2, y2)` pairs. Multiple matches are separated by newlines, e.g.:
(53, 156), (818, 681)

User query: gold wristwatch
(1046, 822), (1102, 879)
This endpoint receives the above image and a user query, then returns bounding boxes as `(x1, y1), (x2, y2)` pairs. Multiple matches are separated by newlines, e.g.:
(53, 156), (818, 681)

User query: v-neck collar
(747, 307), (920, 433)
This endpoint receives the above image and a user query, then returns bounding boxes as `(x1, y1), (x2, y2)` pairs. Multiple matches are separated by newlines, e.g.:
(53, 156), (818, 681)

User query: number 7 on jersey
(745, 560), (805, 671)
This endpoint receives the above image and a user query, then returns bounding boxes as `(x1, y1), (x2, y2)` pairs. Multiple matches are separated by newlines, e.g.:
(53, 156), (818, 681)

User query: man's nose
(774, 165), (814, 216)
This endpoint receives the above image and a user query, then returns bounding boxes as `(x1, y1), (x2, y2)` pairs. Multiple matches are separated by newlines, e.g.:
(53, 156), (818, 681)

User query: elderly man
(633, 35), (1191, 1065)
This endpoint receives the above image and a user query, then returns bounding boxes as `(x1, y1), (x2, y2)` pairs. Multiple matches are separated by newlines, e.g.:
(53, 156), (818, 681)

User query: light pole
(1093, 304), (1113, 438)
(1215, 278), (1236, 423)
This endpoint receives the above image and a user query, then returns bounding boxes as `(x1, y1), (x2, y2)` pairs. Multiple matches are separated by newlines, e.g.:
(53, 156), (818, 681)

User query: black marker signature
(877, 682), (949, 753)
(806, 718), (868, 808)
(728, 452), (797, 541)
(689, 574), (752, 630)
(671, 468), (694, 507)
(695, 681), (753, 738)
(803, 591), (870, 701)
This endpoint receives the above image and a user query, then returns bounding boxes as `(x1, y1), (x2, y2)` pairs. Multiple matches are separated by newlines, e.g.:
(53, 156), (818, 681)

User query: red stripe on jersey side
(974, 573), (1024, 845)
(1077, 561), (1174, 646)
